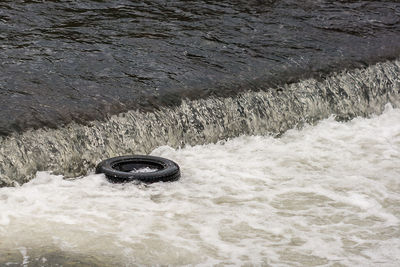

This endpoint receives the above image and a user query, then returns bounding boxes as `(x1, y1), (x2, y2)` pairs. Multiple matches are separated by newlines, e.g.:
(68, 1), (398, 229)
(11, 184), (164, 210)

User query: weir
(0, 59), (399, 187)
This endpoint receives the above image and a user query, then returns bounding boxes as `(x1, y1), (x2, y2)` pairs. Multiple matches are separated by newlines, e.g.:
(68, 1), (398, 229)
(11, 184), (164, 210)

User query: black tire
(96, 155), (180, 183)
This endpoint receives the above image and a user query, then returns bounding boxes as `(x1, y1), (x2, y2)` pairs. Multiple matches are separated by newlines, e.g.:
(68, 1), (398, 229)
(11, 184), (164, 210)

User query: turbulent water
(1, 2), (400, 264)
(0, 106), (399, 266)
(1, 0), (400, 186)
(1, 58), (399, 186)
(1, 0), (400, 135)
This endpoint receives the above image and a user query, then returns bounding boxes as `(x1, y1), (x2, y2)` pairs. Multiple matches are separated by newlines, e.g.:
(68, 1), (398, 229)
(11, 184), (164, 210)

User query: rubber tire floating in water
(96, 155), (180, 183)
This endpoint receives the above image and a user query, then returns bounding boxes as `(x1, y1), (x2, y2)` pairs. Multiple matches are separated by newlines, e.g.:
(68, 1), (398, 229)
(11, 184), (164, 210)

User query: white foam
(129, 167), (158, 173)
(18, 247), (29, 266)
(0, 105), (399, 266)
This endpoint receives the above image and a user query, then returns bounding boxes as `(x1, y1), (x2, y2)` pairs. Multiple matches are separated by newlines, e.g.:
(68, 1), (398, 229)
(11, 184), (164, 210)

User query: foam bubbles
(0, 106), (399, 266)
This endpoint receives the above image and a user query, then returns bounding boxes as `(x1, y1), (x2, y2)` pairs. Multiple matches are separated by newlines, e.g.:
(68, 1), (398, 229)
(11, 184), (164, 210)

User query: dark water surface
(1, 0), (400, 135)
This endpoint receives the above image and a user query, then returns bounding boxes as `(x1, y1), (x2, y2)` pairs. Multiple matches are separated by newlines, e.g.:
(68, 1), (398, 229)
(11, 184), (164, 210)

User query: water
(129, 167), (158, 173)
(1, 3), (399, 264)
(1, 1), (400, 186)
(0, 106), (399, 266)
(1, 0), (400, 135)
(1, 59), (399, 187)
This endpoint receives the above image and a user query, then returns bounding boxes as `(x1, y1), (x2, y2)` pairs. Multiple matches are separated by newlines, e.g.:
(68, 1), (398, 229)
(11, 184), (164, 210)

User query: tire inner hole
(112, 161), (162, 173)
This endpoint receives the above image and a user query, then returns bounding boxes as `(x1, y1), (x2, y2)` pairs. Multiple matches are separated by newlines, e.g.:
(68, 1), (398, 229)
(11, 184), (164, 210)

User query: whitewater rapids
(0, 105), (399, 266)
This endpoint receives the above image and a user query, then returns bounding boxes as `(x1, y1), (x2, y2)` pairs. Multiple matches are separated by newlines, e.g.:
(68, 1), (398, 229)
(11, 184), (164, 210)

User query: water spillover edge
(0, 105), (399, 266)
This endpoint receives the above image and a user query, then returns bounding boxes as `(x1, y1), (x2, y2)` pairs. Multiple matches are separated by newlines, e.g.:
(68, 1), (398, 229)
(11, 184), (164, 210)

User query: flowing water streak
(0, 106), (399, 266)
(2, 0), (400, 135)
(0, 59), (400, 186)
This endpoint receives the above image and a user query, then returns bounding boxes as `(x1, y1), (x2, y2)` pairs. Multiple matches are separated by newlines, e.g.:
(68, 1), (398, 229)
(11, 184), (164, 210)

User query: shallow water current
(0, 105), (399, 266)
(1, 0), (400, 135)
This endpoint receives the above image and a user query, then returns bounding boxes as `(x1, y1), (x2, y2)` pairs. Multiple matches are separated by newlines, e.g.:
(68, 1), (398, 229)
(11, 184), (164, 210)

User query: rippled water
(0, 105), (399, 266)
(1, 0), (400, 134)
(1, 1), (399, 264)
(1, 59), (399, 187)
